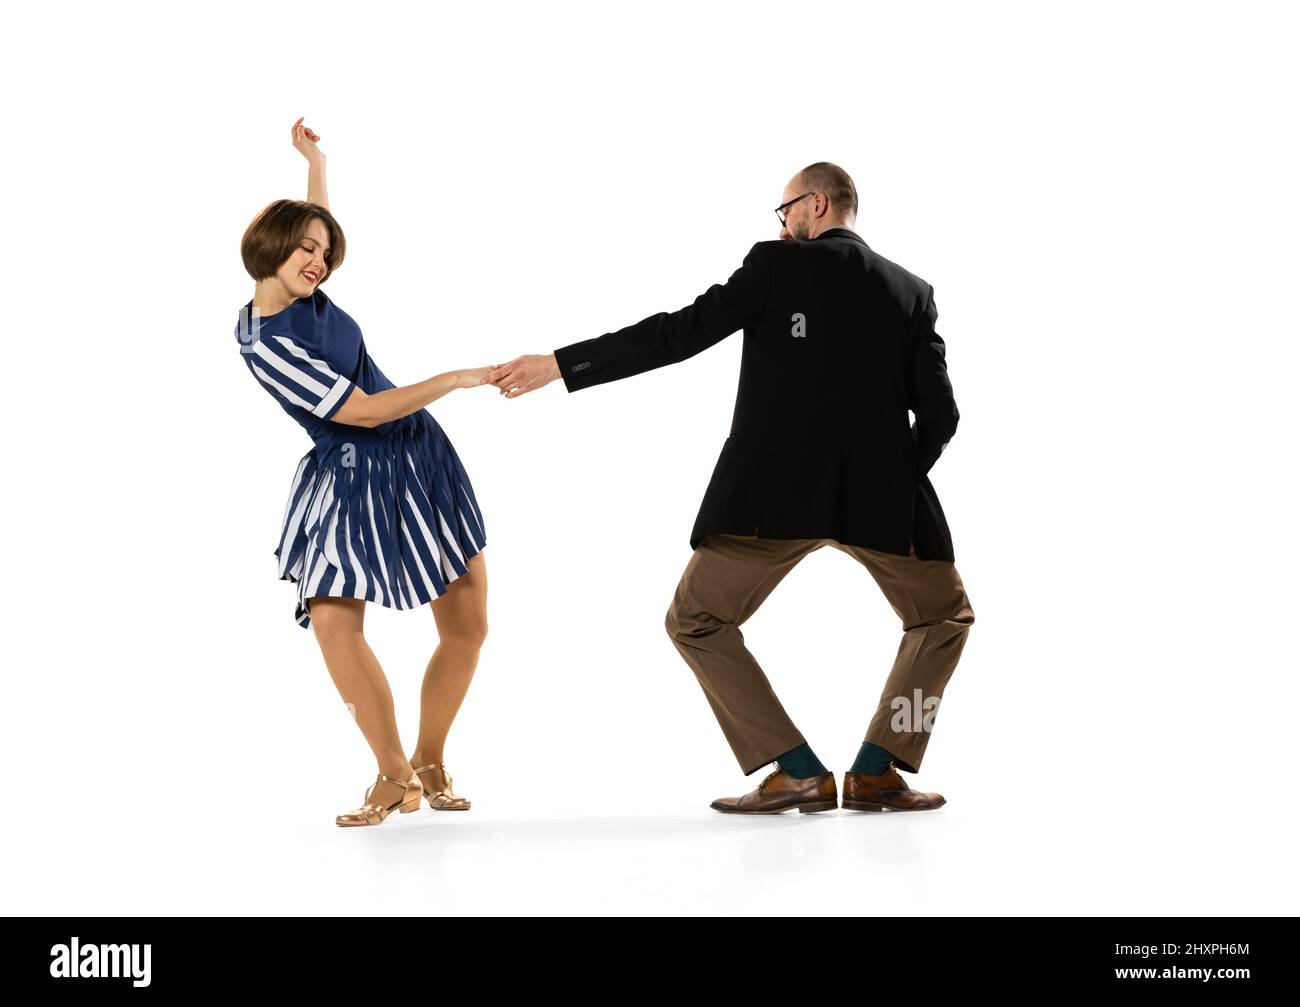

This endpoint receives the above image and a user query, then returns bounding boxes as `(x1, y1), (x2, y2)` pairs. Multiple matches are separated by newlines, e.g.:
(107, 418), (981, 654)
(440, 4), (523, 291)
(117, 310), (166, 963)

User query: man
(483, 162), (974, 814)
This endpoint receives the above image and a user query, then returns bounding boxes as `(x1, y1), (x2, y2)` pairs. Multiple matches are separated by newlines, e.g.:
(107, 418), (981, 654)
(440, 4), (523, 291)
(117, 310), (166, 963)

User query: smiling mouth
(301, 270), (319, 283)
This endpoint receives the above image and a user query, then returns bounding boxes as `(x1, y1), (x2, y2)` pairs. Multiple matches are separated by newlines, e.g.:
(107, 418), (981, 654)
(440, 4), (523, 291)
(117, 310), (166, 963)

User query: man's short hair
(799, 162), (858, 219)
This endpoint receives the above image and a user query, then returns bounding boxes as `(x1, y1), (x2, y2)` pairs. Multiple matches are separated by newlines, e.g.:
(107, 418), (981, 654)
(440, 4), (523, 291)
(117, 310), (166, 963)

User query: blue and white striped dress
(235, 286), (486, 630)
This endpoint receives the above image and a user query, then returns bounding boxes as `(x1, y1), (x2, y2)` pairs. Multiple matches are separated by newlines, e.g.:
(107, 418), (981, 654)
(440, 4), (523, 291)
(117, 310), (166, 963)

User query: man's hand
(481, 354), (561, 398)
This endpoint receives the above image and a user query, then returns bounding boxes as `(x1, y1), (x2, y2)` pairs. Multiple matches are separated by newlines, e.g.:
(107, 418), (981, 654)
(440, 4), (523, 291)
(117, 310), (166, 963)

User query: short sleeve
(242, 329), (357, 421)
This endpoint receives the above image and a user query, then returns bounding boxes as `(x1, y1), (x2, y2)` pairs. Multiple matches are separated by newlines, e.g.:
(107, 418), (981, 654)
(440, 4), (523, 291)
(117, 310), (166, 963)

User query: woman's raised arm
(292, 117), (329, 209)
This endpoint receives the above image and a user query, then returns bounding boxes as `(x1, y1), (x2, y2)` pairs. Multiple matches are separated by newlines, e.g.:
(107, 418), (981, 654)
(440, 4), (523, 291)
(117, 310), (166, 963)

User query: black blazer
(552, 227), (961, 561)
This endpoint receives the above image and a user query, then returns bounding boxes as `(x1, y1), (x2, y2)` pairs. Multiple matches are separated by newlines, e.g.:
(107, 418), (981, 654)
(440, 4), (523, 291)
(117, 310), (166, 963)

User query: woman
(236, 118), (493, 826)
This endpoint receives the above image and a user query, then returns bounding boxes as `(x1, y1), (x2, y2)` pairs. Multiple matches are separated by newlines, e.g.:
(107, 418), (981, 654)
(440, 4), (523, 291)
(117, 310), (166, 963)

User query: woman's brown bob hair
(241, 199), (347, 286)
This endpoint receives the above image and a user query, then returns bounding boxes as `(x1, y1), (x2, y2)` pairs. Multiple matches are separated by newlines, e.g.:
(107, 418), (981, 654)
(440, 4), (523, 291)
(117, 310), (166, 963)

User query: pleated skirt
(272, 410), (486, 630)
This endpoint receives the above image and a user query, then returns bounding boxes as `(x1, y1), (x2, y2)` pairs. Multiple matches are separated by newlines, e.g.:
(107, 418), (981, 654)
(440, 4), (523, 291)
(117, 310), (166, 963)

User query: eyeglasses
(774, 192), (815, 227)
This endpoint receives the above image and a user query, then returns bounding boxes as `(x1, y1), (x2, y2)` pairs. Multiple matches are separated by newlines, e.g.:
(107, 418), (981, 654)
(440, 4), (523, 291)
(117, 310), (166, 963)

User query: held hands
(477, 354), (561, 398)
(292, 116), (324, 162)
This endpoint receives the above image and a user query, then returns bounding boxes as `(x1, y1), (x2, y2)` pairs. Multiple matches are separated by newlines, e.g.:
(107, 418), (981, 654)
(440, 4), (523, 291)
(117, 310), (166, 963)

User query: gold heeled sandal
(335, 772), (424, 827)
(413, 763), (471, 811)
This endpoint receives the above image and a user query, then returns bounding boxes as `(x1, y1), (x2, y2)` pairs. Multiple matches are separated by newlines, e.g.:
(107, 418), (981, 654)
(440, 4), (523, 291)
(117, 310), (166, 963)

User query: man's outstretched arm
(481, 242), (770, 397)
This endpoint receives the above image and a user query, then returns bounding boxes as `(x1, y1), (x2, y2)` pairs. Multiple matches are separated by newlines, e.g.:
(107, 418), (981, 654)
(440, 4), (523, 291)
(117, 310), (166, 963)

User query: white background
(3, 0), (1296, 915)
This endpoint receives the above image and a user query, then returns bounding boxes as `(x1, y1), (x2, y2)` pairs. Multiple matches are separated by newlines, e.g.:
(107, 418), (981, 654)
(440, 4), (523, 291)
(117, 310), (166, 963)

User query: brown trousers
(665, 534), (974, 776)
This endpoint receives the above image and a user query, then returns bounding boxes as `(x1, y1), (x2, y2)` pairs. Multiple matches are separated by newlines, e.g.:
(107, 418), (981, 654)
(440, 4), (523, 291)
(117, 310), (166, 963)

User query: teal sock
(776, 742), (828, 778)
(850, 742), (894, 776)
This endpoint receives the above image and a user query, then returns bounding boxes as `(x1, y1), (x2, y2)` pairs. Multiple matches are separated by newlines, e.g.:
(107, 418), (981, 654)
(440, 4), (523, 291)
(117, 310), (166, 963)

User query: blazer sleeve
(551, 241), (770, 392)
(907, 283), (960, 478)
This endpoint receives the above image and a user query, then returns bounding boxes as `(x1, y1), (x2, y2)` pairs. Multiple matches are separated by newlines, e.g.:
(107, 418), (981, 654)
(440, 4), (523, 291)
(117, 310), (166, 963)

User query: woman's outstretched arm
(332, 367), (495, 427)
(292, 117), (329, 209)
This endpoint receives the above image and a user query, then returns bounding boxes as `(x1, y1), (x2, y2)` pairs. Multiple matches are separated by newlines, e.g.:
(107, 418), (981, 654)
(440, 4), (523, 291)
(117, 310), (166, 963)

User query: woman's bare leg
(309, 596), (414, 782)
(411, 550), (488, 769)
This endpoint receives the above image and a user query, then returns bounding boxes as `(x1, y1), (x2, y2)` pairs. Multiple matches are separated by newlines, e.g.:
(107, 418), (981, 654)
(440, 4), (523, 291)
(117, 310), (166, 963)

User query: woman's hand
(458, 366), (496, 389)
(292, 116), (325, 162)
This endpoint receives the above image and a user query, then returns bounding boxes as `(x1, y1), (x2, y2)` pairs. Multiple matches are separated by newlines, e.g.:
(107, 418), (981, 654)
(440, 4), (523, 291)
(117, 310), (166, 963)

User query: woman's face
(276, 217), (330, 297)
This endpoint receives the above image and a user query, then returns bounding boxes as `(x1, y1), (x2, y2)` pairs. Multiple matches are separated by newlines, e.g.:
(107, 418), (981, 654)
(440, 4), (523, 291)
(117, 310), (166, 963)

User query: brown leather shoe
(710, 763), (838, 814)
(842, 762), (945, 812)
